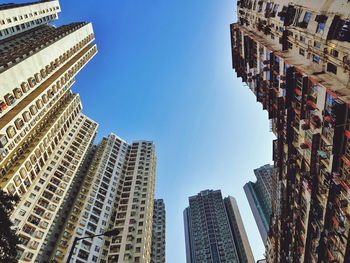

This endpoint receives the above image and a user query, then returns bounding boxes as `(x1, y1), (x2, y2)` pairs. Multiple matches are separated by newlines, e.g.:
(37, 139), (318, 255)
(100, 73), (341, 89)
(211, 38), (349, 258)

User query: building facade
(151, 199), (166, 263)
(231, 0), (350, 262)
(223, 196), (255, 263)
(0, 0), (98, 261)
(49, 134), (157, 263)
(244, 164), (275, 244)
(184, 190), (255, 263)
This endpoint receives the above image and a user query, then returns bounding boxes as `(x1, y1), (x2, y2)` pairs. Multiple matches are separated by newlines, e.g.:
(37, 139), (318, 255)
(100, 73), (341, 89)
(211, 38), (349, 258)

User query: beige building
(232, 0), (350, 262)
(49, 134), (157, 263)
(1, 1), (161, 262)
(0, 0), (98, 261)
(103, 138), (156, 263)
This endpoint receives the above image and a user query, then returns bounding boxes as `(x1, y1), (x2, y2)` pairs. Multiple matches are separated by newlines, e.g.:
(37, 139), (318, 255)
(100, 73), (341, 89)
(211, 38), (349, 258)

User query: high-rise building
(151, 199), (166, 263)
(49, 134), (156, 263)
(0, 0), (98, 261)
(244, 164), (275, 244)
(184, 190), (255, 263)
(105, 138), (156, 263)
(49, 134), (129, 262)
(231, 1), (350, 262)
(224, 196), (255, 263)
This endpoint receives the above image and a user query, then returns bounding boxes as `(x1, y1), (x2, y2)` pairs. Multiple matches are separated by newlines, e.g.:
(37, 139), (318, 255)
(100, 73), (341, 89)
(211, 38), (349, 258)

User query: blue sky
(47, 0), (274, 261)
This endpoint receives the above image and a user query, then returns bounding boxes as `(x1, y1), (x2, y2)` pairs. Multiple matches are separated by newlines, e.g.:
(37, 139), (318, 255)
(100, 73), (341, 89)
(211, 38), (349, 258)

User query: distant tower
(224, 196), (256, 263)
(184, 190), (255, 263)
(244, 164), (276, 244)
(151, 199), (166, 263)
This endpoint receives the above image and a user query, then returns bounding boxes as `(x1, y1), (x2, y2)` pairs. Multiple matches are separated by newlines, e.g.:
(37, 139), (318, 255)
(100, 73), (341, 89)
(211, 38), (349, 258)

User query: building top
(0, 0), (60, 30)
(188, 189), (221, 200)
(0, 1), (56, 10)
(235, 0), (350, 104)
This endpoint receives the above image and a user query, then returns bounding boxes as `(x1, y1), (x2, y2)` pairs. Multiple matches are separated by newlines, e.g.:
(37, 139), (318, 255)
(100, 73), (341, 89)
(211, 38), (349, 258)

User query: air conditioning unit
(0, 134), (8, 148)
(29, 240), (39, 249)
(21, 82), (30, 93)
(13, 88), (23, 99)
(23, 252), (34, 261)
(39, 221), (48, 229)
(44, 212), (52, 220)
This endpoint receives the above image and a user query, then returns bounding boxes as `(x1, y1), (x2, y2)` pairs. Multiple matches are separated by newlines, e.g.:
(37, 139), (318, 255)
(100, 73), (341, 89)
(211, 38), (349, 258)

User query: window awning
(323, 115), (333, 122)
(344, 130), (350, 139)
(341, 155), (350, 167)
(294, 88), (302, 96)
(307, 100), (317, 109)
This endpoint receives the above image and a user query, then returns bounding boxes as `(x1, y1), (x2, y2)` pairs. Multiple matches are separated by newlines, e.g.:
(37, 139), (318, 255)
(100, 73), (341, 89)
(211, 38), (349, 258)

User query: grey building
(184, 190), (255, 263)
(151, 199), (166, 263)
(244, 164), (276, 245)
(224, 196), (255, 263)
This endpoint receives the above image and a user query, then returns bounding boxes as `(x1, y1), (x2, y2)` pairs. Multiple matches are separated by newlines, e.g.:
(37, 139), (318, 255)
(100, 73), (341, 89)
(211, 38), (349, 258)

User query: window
(330, 49), (339, 58)
(316, 22), (326, 34)
(302, 11), (312, 25)
(299, 48), (305, 56)
(315, 15), (327, 34)
(312, 55), (320, 63)
(257, 2), (263, 12)
(24, 252), (34, 260)
(314, 41), (321, 49)
(327, 63), (337, 74)
(19, 209), (26, 216)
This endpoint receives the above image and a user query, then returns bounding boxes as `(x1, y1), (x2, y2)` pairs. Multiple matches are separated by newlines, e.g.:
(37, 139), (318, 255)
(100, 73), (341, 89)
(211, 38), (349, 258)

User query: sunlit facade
(49, 134), (157, 263)
(0, 0), (98, 261)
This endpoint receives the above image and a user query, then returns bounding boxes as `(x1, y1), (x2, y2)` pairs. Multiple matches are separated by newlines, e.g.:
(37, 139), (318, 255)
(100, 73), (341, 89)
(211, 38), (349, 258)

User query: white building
(0, 0), (98, 261)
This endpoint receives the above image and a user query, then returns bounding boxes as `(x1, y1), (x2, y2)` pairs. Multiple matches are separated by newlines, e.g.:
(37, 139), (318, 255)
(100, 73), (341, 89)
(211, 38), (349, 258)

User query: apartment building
(38, 144), (98, 262)
(0, 0), (98, 261)
(244, 164), (276, 244)
(231, 0), (350, 262)
(223, 196), (255, 263)
(151, 199), (166, 263)
(106, 139), (156, 263)
(49, 134), (157, 263)
(184, 190), (255, 263)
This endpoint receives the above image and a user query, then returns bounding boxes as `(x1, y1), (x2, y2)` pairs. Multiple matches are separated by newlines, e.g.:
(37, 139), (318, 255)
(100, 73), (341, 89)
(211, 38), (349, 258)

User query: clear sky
(36, 0), (275, 261)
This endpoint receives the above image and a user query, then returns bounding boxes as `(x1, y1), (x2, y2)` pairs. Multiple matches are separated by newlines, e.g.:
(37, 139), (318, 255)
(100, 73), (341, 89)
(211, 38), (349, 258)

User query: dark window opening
(327, 63), (337, 74)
